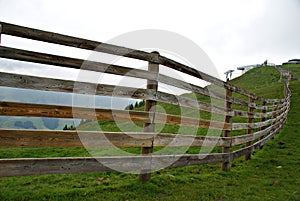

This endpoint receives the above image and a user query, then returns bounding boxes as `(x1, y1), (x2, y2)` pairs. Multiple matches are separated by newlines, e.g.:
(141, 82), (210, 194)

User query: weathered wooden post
(245, 97), (254, 160)
(222, 88), (232, 171)
(259, 100), (266, 149)
(270, 100), (280, 139)
(284, 80), (288, 98)
(139, 51), (159, 182)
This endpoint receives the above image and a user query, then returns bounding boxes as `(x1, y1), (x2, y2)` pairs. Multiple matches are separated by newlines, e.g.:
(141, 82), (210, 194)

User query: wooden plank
(231, 105), (285, 119)
(0, 157), (113, 177)
(0, 72), (155, 100)
(0, 22), (153, 62)
(229, 97), (256, 108)
(231, 123), (283, 160)
(0, 130), (152, 148)
(0, 101), (231, 130)
(0, 46), (156, 81)
(154, 134), (230, 147)
(0, 129), (229, 148)
(0, 153), (228, 177)
(168, 153), (228, 168)
(265, 98), (285, 104)
(155, 113), (230, 130)
(231, 111), (286, 130)
(227, 102), (286, 119)
(0, 101), (151, 123)
(231, 119), (283, 146)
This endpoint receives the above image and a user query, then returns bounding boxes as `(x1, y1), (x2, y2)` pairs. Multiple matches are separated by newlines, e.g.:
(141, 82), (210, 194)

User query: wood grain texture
(0, 101), (231, 130)
(0, 72), (155, 100)
(0, 22), (153, 62)
(0, 129), (230, 148)
(0, 46), (156, 80)
(0, 153), (228, 177)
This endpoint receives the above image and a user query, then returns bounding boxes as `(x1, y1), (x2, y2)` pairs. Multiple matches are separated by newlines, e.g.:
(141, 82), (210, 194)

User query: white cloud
(0, 0), (299, 81)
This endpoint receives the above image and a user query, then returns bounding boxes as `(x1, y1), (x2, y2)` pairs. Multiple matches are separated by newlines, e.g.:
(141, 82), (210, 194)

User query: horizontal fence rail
(0, 22), (291, 181)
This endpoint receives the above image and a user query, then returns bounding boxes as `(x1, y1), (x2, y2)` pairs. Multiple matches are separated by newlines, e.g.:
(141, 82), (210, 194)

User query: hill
(0, 66), (299, 200)
(281, 63), (300, 79)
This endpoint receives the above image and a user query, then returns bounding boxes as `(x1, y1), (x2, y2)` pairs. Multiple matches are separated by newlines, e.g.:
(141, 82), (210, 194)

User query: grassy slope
(281, 64), (300, 78)
(0, 67), (299, 201)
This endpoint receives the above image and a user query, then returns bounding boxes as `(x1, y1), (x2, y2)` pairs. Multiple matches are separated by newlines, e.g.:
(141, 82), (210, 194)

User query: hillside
(229, 66), (284, 99)
(0, 66), (299, 201)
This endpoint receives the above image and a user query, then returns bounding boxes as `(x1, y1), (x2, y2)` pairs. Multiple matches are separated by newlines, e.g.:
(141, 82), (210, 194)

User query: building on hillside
(237, 64), (260, 74)
(283, 59), (300, 65)
(237, 60), (276, 74)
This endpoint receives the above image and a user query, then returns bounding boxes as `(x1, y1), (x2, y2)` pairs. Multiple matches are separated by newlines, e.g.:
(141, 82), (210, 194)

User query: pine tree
(63, 124), (68, 130)
(129, 104), (134, 110)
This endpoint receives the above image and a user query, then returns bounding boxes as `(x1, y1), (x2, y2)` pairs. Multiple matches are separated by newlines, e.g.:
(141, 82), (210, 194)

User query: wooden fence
(0, 22), (291, 181)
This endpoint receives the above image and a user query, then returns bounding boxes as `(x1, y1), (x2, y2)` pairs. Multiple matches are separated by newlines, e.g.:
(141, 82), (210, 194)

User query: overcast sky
(0, 0), (300, 80)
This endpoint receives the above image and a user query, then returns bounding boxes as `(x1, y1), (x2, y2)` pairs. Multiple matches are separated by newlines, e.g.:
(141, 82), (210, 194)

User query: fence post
(222, 88), (232, 171)
(259, 100), (266, 149)
(270, 101), (280, 140)
(245, 97), (254, 160)
(139, 51), (159, 182)
(284, 80), (288, 98)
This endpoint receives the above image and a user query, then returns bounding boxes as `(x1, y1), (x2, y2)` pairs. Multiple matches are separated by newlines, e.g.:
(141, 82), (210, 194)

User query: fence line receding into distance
(0, 22), (291, 182)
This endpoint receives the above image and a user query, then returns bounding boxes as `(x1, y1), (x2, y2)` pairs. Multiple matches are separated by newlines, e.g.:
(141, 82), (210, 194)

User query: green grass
(0, 67), (299, 200)
(230, 66), (284, 99)
(281, 64), (300, 78)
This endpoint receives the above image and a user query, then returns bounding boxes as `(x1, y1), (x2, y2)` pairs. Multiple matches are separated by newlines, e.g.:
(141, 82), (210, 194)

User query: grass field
(281, 64), (300, 78)
(0, 66), (299, 200)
